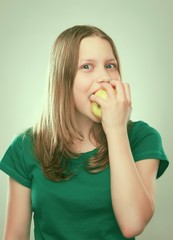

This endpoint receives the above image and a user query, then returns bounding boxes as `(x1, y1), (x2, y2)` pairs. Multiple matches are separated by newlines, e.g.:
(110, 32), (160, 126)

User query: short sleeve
(129, 121), (169, 179)
(0, 133), (32, 188)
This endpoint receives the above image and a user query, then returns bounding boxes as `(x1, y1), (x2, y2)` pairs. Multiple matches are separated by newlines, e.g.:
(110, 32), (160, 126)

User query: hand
(90, 80), (132, 134)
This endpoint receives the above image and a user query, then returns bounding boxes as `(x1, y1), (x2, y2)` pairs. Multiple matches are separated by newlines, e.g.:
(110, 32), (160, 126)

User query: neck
(72, 112), (97, 153)
(75, 112), (94, 138)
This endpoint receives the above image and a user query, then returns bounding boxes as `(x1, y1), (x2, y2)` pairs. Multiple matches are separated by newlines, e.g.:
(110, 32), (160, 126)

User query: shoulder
(128, 120), (169, 178)
(128, 120), (159, 136)
(128, 120), (164, 149)
(128, 120), (162, 146)
(0, 128), (35, 188)
(1, 127), (36, 171)
(9, 128), (34, 151)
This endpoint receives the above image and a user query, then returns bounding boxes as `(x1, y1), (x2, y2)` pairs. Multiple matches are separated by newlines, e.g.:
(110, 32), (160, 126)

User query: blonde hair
(33, 25), (126, 181)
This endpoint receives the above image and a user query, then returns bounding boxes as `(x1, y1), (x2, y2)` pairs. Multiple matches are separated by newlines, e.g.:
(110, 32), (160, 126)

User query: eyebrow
(79, 58), (117, 63)
(106, 58), (117, 62)
(79, 59), (96, 63)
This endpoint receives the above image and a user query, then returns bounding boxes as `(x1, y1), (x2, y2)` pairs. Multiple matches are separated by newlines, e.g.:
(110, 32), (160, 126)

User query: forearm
(4, 232), (30, 240)
(4, 178), (32, 240)
(4, 212), (31, 240)
(107, 127), (154, 237)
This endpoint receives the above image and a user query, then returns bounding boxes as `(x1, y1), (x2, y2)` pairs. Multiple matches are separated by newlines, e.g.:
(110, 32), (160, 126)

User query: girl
(0, 25), (169, 240)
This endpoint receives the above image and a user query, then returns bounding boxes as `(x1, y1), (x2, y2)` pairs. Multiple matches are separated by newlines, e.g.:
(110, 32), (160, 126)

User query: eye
(82, 64), (92, 69)
(105, 63), (117, 69)
(80, 64), (94, 72)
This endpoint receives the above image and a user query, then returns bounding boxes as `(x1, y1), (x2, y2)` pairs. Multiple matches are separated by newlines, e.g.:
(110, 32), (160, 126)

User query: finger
(109, 76), (121, 88)
(100, 82), (116, 96)
(113, 80), (126, 100)
(89, 93), (107, 106)
(123, 83), (132, 106)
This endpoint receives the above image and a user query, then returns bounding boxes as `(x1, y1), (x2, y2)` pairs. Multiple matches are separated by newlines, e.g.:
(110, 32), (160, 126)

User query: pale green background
(0, 0), (172, 239)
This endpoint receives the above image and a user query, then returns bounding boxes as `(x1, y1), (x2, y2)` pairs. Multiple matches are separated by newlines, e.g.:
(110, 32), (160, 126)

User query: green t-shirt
(0, 121), (169, 240)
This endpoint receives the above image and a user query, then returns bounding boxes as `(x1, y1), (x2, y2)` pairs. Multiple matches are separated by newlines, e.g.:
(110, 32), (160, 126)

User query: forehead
(78, 36), (115, 59)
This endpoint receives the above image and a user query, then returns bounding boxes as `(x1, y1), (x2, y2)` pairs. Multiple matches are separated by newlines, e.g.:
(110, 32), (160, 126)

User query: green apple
(91, 89), (108, 118)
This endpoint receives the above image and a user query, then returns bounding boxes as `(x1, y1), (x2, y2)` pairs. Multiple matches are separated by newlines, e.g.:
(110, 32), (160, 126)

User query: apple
(91, 89), (108, 118)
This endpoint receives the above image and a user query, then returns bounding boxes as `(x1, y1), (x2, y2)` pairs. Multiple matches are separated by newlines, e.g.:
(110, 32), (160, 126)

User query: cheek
(73, 84), (82, 100)
(73, 75), (90, 93)
(73, 79), (84, 106)
(73, 79), (90, 110)
(111, 71), (120, 80)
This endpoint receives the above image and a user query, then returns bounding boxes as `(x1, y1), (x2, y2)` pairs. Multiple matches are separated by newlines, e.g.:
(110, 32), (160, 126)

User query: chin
(90, 114), (102, 123)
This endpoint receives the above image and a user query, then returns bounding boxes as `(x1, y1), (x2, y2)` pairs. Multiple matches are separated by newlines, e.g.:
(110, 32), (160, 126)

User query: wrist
(105, 125), (128, 138)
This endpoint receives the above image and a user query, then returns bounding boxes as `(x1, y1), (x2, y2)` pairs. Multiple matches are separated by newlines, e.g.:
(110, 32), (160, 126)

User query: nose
(95, 68), (111, 84)
(97, 78), (111, 84)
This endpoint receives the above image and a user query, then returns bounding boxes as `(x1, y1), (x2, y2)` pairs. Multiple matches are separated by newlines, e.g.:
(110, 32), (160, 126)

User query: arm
(90, 80), (159, 238)
(107, 128), (159, 238)
(4, 177), (32, 240)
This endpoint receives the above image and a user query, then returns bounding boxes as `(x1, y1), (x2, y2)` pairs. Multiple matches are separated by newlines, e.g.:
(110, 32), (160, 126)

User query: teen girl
(0, 25), (169, 240)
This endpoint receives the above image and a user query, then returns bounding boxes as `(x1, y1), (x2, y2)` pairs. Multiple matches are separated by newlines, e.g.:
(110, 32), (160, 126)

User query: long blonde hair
(33, 25), (125, 181)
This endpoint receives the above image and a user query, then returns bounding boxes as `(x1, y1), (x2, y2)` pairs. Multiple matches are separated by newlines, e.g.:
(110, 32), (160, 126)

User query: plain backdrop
(0, 0), (172, 239)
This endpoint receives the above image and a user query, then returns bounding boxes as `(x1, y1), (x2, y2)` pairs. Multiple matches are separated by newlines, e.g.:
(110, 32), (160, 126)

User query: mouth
(91, 88), (103, 96)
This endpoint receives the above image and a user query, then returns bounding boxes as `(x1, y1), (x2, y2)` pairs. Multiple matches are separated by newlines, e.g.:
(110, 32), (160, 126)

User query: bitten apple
(91, 89), (108, 118)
